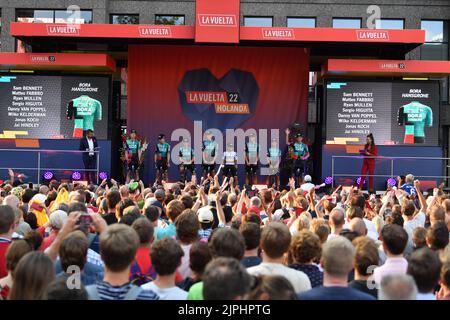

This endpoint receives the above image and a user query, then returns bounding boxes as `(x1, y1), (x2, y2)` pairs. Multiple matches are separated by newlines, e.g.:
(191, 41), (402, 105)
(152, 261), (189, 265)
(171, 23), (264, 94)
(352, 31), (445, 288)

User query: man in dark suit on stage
(79, 129), (98, 184)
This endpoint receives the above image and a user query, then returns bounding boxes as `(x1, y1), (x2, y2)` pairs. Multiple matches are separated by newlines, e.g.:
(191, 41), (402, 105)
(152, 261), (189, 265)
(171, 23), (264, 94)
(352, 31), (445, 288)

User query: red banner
(195, 0), (240, 43)
(128, 45), (309, 181)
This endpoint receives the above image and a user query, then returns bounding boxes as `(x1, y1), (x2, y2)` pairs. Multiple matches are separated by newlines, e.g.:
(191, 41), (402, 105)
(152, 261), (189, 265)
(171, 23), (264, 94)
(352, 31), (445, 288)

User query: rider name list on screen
(326, 81), (440, 146)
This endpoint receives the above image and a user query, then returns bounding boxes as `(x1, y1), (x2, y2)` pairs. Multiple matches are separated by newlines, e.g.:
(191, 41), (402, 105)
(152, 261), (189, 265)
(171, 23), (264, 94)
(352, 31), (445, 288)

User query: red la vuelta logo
(198, 14), (237, 27)
(356, 30), (390, 41)
(46, 24), (80, 36)
(138, 26), (172, 37)
(262, 28), (295, 39)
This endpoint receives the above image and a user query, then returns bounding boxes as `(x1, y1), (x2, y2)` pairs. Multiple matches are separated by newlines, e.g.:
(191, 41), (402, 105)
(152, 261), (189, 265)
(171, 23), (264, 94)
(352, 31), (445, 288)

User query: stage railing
(331, 155), (450, 188)
(0, 149), (100, 185)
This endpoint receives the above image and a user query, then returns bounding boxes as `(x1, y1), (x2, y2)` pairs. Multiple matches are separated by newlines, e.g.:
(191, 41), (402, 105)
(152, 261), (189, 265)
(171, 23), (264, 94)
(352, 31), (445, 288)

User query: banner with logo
(0, 74), (110, 139)
(128, 45), (309, 181)
(326, 80), (440, 146)
(195, 0), (240, 43)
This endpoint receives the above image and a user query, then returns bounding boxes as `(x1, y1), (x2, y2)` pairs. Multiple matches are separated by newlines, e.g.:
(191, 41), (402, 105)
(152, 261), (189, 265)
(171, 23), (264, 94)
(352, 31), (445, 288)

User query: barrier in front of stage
(0, 149), (100, 185)
(331, 155), (449, 189)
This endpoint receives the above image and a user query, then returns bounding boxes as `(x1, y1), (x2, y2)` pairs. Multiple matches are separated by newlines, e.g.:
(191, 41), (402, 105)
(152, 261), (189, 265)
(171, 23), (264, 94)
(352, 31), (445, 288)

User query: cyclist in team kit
(267, 138), (282, 190)
(245, 133), (259, 186)
(222, 143), (238, 183)
(285, 128), (310, 187)
(125, 129), (142, 183)
(202, 131), (218, 179)
(155, 134), (171, 183)
(179, 138), (196, 183)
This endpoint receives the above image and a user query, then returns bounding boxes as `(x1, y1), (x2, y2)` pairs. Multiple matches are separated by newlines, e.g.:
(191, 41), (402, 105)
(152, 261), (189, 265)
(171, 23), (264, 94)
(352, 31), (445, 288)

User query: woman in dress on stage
(359, 133), (378, 194)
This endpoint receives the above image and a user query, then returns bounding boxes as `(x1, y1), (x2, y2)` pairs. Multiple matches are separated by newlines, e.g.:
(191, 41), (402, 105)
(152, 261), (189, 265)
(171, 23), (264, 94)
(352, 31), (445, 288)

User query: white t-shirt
(141, 282), (188, 300)
(179, 243), (192, 279)
(364, 218), (379, 241)
(300, 182), (315, 192)
(223, 151), (237, 165)
(403, 211), (426, 239)
(247, 262), (311, 293)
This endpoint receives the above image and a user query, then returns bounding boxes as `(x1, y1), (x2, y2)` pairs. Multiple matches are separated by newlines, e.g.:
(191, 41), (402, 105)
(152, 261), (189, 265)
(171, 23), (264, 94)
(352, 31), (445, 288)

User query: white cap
(304, 175), (312, 182)
(31, 193), (47, 203)
(49, 210), (68, 230)
(198, 206), (214, 223)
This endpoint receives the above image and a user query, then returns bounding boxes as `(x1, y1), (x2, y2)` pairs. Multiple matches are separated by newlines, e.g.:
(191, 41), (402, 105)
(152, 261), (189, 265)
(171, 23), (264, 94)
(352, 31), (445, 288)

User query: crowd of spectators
(0, 172), (450, 300)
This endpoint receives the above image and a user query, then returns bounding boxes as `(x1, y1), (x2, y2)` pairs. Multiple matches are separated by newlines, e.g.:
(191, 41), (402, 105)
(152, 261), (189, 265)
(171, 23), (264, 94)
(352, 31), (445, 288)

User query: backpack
(129, 261), (156, 286)
(85, 284), (142, 300)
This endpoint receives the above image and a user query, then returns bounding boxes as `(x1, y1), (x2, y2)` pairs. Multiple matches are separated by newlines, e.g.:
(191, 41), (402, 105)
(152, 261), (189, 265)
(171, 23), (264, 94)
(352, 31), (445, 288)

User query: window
(375, 19), (404, 29)
(110, 14), (139, 24)
(421, 20), (448, 61)
(287, 17), (316, 28)
(54, 9), (92, 24)
(155, 15), (185, 25)
(16, 9), (92, 23)
(16, 9), (53, 23)
(15, 9), (92, 52)
(332, 18), (361, 29)
(243, 17), (273, 27)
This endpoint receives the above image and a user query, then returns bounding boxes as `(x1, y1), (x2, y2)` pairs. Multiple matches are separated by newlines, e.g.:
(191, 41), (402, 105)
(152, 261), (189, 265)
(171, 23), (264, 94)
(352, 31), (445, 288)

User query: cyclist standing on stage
(285, 128), (309, 187)
(202, 130), (218, 179)
(267, 138), (282, 190)
(179, 138), (195, 183)
(125, 129), (142, 183)
(245, 133), (259, 186)
(222, 143), (238, 183)
(155, 134), (171, 183)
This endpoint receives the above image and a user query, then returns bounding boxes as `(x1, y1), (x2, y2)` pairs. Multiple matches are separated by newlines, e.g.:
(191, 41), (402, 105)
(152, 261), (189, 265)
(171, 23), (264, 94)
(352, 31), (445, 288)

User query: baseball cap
(158, 134), (165, 140)
(295, 133), (303, 138)
(49, 210), (68, 230)
(32, 193), (47, 203)
(130, 129), (137, 134)
(304, 175), (312, 182)
(128, 181), (139, 192)
(198, 206), (214, 223)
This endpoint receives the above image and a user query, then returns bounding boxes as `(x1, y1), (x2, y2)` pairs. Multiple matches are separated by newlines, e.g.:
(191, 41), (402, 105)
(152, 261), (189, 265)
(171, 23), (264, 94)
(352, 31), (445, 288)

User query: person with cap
(79, 129), (99, 184)
(197, 206), (215, 240)
(245, 133), (259, 186)
(125, 129), (142, 183)
(29, 193), (49, 228)
(222, 143), (238, 183)
(179, 138), (196, 183)
(155, 134), (171, 184)
(300, 175), (315, 193)
(202, 131), (218, 179)
(128, 180), (145, 209)
(267, 138), (282, 190)
(285, 128), (310, 188)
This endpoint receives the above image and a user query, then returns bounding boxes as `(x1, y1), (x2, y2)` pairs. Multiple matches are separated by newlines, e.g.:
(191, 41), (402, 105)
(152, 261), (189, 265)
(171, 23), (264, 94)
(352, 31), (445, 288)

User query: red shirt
(131, 246), (184, 282)
(0, 285), (10, 300)
(364, 145), (378, 163)
(134, 246), (152, 275)
(0, 238), (12, 278)
(39, 231), (58, 252)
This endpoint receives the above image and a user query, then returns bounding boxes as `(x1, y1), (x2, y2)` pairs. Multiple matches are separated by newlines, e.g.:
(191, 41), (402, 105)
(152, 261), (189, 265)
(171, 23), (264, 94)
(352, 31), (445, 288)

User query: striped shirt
(93, 281), (159, 300)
